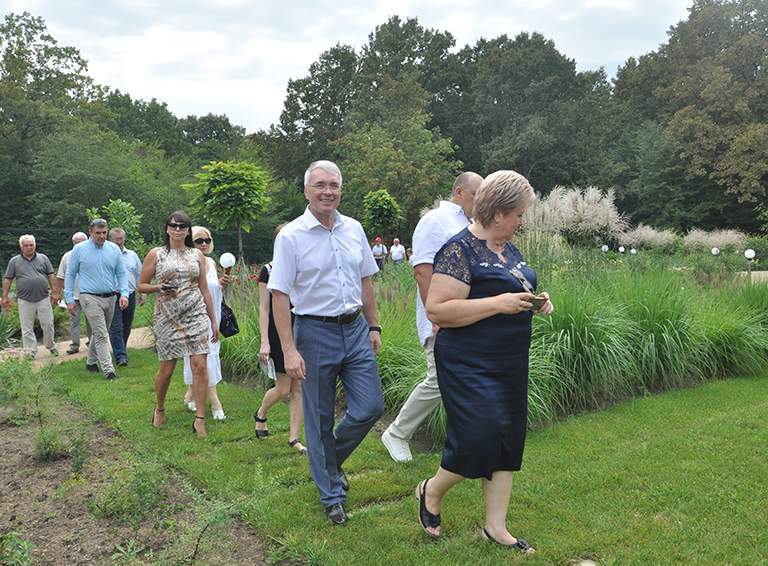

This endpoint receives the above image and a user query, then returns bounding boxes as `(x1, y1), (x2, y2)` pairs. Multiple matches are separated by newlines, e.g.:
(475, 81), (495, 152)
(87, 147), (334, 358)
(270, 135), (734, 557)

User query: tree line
(1, 0), (765, 264)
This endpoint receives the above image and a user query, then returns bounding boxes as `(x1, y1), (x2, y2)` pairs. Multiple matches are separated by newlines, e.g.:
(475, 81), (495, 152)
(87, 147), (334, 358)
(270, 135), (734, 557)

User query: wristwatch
(369, 325), (382, 334)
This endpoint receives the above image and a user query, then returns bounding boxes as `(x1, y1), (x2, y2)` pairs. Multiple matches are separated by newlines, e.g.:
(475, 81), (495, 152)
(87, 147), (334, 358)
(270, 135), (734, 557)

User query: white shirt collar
(301, 206), (343, 230)
(439, 200), (466, 217)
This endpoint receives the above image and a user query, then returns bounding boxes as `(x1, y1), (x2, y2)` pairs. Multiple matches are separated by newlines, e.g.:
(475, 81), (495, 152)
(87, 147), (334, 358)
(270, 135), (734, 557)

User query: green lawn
(52, 349), (768, 565)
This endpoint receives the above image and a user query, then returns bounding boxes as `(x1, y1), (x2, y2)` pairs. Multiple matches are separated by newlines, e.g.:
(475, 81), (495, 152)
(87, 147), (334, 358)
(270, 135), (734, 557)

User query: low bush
(620, 223), (678, 250)
(683, 228), (747, 252)
(0, 531), (33, 566)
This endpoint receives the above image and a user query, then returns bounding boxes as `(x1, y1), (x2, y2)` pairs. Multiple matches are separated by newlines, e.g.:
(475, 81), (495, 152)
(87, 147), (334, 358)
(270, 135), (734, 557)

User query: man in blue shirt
(107, 228), (145, 367)
(65, 219), (129, 380)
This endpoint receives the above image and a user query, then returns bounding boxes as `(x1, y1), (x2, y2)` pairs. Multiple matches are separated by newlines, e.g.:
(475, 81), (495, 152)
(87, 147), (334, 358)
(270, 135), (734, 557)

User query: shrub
(0, 531), (33, 566)
(89, 459), (168, 527)
(683, 228), (746, 252)
(33, 428), (67, 462)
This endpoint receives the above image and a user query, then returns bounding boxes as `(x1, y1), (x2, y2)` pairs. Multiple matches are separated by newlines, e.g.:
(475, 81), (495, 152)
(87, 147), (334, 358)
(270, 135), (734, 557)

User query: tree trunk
(237, 219), (244, 263)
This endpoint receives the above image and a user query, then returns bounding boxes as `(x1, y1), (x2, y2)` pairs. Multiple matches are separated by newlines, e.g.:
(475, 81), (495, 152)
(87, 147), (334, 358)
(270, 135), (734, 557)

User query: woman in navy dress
(416, 171), (554, 552)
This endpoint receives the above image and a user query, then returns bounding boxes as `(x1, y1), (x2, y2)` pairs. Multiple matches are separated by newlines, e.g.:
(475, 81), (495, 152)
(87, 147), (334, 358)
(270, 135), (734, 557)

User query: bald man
(381, 172), (483, 462)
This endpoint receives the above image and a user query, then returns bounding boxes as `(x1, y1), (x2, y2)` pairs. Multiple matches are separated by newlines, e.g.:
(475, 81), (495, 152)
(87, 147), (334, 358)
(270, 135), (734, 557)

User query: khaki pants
(18, 298), (55, 355)
(387, 336), (440, 440)
(69, 299), (92, 349)
(79, 294), (116, 375)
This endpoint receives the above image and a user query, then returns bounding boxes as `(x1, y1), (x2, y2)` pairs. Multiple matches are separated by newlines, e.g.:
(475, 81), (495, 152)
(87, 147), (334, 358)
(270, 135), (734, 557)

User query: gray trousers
(79, 294), (116, 375)
(18, 298), (55, 355)
(295, 315), (384, 507)
(387, 336), (440, 440)
(69, 299), (92, 349)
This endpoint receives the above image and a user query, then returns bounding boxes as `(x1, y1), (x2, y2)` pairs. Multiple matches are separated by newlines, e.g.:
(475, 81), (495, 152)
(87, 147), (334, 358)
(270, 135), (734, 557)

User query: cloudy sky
(2, 0), (692, 133)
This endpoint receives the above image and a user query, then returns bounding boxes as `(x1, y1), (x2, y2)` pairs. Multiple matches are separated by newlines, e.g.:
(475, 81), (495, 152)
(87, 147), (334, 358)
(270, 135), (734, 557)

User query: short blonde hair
(473, 171), (534, 228)
(191, 225), (214, 254)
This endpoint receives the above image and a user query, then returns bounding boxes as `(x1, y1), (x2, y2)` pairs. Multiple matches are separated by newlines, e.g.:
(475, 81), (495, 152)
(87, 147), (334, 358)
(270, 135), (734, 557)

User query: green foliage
(0, 531), (33, 566)
(362, 189), (403, 239)
(184, 160), (270, 260)
(86, 198), (144, 250)
(89, 458), (168, 527)
(33, 427), (66, 462)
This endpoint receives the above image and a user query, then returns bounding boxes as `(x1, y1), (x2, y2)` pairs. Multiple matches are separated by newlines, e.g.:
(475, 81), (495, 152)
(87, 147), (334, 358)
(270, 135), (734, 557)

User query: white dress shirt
(121, 248), (143, 294)
(411, 200), (470, 345)
(268, 207), (379, 316)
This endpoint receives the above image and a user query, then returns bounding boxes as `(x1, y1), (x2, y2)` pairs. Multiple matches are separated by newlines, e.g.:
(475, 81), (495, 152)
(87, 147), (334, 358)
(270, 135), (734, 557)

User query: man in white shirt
(56, 231), (89, 354)
(371, 236), (387, 270)
(389, 238), (406, 265)
(381, 171), (483, 462)
(268, 160), (384, 525)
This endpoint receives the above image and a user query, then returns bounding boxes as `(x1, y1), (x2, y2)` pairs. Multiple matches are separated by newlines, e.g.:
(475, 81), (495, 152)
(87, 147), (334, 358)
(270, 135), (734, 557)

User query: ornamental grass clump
(683, 228), (746, 252)
(621, 224), (678, 250)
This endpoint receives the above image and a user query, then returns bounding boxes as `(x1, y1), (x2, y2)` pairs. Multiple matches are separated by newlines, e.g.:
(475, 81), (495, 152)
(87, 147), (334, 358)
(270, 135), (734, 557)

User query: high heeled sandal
(152, 407), (165, 428)
(480, 528), (535, 553)
(192, 415), (206, 437)
(288, 438), (307, 455)
(415, 479), (441, 539)
(253, 412), (269, 439)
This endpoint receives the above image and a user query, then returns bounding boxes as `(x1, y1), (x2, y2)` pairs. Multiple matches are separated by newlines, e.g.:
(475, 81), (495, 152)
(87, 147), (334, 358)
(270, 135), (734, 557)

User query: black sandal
(192, 415), (205, 435)
(480, 528), (535, 553)
(415, 479), (441, 539)
(253, 412), (269, 439)
(288, 439), (307, 455)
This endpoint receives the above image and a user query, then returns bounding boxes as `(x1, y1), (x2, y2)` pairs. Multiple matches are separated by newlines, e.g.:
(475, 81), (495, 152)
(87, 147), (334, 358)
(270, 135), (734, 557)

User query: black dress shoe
(86, 363), (99, 373)
(324, 503), (347, 525)
(116, 359), (128, 367)
(338, 467), (349, 492)
(105, 372), (117, 380)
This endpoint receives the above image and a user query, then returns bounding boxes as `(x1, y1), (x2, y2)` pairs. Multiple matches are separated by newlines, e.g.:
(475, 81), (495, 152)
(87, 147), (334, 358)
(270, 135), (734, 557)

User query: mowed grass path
(53, 349), (768, 565)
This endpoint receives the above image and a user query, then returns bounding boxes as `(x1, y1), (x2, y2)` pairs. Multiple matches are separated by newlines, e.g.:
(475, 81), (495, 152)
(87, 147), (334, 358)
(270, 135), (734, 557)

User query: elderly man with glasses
(64, 219), (129, 380)
(2, 234), (59, 359)
(268, 160), (384, 526)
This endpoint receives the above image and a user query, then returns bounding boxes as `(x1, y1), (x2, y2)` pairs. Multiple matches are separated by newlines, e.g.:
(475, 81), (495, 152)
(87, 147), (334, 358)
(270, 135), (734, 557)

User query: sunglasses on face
(194, 238), (212, 245)
(167, 222), (189, 231)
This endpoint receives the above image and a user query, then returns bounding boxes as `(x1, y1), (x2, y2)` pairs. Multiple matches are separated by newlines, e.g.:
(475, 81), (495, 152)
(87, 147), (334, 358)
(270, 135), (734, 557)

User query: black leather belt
(298, 309), (361, 324)
(81, 292), (117, 298)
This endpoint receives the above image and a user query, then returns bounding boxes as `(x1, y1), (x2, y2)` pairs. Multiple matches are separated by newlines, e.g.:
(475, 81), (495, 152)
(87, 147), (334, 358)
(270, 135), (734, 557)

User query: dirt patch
(0, 400), (265, 565)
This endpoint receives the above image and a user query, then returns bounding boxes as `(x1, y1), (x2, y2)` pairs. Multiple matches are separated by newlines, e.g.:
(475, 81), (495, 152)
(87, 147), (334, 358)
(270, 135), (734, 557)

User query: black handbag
(219, 299), (239, 337)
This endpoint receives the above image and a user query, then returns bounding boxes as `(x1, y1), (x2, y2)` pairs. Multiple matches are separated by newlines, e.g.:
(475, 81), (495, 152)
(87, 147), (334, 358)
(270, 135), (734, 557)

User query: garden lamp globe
(219, 252), (236, 274)
(711, 247), (720, 256)
(601, 245), (609, 253)
(618, 246), (625, 253)
(745, 249), (756, 260)
(630, 248), (637, 255)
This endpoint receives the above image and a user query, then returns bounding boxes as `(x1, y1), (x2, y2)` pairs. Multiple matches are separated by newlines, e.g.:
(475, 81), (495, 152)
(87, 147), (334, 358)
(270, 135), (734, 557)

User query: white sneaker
(184, 400), (196, 412)
(381, 427), (412, 462)
(212, 409), (226, 420)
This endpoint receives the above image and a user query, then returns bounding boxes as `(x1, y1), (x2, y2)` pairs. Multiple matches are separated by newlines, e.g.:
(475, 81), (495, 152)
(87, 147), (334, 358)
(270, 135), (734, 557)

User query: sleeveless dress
(432, 227), (538, 480)
(258, 262), (291, 374)
(183, 257), (222, 385)
(153, 247), (210, 361)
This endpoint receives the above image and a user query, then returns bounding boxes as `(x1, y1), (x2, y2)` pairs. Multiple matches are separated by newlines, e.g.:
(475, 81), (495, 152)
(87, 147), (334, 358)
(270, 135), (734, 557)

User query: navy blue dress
(433, 228), (537, 480)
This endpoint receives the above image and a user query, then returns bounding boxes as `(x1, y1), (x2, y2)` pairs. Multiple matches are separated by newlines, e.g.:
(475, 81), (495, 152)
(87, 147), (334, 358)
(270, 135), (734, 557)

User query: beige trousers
(18, 298), (55, 355)
(387, 336), (441, 440)
(79, 294), (116, 375)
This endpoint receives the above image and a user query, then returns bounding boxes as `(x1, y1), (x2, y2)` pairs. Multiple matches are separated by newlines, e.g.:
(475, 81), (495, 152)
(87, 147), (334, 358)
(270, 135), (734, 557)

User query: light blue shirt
(64, 239), (129, 304)
(121, 248), (143, 294)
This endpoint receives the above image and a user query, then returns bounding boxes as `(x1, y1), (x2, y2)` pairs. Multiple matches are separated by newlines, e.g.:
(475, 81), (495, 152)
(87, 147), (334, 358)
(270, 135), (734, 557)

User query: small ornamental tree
(86, 198), (144, 251)
(183, 160), (270, 261)
(362, 188), (403, 241)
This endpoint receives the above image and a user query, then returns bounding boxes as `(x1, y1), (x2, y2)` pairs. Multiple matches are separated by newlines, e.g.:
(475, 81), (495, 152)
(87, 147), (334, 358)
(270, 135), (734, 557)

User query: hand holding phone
(529, 295), (547, 311)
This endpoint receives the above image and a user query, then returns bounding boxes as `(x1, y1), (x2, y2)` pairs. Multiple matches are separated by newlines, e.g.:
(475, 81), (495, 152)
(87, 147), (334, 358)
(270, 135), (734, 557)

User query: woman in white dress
(183, 226), (229, 419)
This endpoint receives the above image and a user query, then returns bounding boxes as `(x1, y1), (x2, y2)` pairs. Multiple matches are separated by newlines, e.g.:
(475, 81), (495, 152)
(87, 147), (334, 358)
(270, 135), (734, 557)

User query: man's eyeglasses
(308, 182), (341, 192)
(194, 238), (212, 245)
(167, 222), (189, 231)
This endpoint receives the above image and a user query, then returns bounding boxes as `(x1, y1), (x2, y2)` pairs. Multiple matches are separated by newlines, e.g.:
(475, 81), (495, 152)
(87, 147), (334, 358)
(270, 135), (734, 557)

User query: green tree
(184, 161), (270, 260)
(86, 198), (144, 251)
(362, 189), (403, 240)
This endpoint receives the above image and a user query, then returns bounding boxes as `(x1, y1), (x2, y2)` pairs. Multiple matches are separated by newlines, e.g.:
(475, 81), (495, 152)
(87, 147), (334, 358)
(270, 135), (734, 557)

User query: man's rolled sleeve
(267, 232), (296, 296)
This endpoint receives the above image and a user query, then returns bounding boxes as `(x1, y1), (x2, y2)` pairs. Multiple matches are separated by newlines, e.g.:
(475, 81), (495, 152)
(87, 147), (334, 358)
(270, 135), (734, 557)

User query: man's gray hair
(19, 234), (35, 246)
(72, 232), (87, 244)
(304, 160), (342, 187)
(109, 228), (125, 238)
